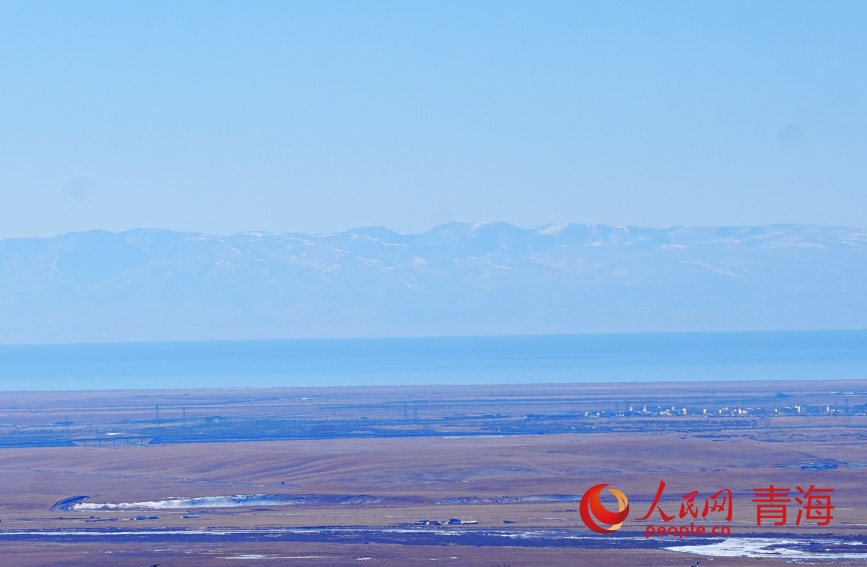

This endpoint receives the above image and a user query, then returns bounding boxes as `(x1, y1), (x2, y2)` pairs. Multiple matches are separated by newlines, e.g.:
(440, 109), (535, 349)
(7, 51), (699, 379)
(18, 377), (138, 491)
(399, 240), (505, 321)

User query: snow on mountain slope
(0, 223), (864, 342)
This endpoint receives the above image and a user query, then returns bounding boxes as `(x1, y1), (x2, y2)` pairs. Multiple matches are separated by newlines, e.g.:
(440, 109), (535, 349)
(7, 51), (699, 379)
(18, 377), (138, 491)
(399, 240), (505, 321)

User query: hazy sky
(1, 0), (865, 238)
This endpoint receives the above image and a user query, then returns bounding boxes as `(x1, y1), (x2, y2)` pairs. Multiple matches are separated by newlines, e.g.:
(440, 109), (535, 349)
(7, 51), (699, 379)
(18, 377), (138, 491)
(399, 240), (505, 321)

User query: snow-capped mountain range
(1, 222), (865, 343)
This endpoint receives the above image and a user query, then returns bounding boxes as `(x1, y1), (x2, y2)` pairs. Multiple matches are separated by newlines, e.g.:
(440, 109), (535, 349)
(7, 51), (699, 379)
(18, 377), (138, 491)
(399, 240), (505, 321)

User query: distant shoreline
(0, 329), (865, 391)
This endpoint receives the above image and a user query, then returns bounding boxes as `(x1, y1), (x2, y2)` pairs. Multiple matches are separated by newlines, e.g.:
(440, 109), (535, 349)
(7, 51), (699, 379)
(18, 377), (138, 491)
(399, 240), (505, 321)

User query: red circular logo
(579, 483), (630, 534)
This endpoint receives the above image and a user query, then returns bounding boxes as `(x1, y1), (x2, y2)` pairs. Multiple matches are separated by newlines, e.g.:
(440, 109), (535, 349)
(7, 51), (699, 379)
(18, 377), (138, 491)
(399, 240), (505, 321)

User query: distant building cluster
(570, 400), (866, 419)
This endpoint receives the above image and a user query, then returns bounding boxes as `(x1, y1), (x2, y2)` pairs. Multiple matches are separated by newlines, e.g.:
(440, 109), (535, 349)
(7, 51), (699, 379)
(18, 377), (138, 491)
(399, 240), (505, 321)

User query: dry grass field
(0, 381), (863, 566)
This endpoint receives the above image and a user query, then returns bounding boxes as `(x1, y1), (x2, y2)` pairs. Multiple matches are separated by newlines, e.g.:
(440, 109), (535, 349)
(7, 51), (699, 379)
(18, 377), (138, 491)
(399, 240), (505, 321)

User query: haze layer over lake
(1, 330), (865, 391)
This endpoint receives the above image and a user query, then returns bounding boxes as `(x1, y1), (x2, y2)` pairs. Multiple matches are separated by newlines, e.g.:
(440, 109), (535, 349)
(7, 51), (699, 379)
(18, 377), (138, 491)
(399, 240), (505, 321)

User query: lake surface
(0, 330), (865, 391)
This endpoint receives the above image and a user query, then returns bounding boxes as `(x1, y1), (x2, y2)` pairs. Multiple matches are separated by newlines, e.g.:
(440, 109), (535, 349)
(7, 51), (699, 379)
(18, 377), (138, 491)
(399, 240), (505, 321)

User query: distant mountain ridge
(1, 223), (865, 343)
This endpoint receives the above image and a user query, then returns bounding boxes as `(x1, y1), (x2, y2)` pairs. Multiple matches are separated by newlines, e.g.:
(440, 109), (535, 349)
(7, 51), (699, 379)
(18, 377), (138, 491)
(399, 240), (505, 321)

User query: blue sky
(1, 0), (865, 237)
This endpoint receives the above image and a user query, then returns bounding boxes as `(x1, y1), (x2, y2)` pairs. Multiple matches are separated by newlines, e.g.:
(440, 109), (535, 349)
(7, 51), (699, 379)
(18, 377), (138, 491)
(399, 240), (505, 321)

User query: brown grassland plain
(0, 381), (863, 566)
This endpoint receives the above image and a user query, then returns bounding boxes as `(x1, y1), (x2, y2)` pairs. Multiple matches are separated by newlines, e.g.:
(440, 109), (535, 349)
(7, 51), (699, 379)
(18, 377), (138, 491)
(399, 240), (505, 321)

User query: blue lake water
(0, 330), (865, 391)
